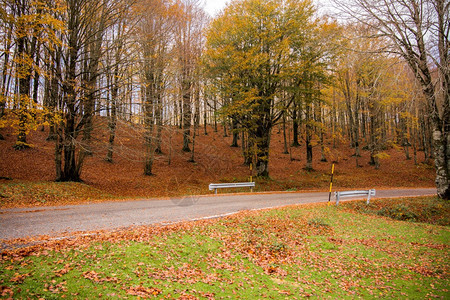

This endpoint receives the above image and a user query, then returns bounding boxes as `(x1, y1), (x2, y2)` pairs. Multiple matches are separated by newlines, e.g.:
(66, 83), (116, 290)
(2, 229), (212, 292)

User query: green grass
(1, 197), (449, 299)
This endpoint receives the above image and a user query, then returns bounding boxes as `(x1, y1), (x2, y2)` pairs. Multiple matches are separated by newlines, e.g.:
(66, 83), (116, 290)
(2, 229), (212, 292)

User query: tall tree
(174, 0), (206, 153)
(135, 0), (175, 175)
(295, 18), (338, 170)
(53, 0), (126, 181)
(204, 0), (316, 177)
(0, 0), (60, 149)
(11, 0), (34, 149)
(334, 0), (449, 198)
(105, 16), (130, 163)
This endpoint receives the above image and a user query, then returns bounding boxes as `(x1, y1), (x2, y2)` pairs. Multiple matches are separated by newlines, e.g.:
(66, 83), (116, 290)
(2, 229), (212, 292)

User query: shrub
(378, 204), (418, 221)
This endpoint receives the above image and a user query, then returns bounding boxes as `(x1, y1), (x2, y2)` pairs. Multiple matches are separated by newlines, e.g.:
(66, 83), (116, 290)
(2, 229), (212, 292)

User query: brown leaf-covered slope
(0, 117), (435, 207)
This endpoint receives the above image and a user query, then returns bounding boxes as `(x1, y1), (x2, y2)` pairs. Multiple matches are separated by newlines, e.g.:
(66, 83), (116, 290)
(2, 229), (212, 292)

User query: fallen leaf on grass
(46, 281), (68, 294)
(82, 270), (100, 282)
(177, 293), (199, 300)
(278, 289), (292, 295)
(271, 277), (303, 289)
(1, 286), (13, 297)
(410, 242), (448, 250)
(126, 285), (161, 297)
(408, 265), (438, 277)
(198, 291), (215, 299)
(10, 272), (30, 283)
(54, 264), (72, 277)
(82, 271), (119, 283)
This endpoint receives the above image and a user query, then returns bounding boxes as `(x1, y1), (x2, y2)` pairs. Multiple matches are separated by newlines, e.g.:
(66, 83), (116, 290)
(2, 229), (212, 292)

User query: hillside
(0, 118), (435, 207)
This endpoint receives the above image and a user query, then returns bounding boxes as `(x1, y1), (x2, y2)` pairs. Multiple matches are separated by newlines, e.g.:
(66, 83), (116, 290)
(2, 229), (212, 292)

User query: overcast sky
(203, 0), (336, 18)
(204, 0), (230, 16)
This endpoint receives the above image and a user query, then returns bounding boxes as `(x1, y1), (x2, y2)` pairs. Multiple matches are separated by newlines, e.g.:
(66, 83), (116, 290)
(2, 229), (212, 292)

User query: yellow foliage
(0, 95), (59, 138)
(373, 152), (391, 160)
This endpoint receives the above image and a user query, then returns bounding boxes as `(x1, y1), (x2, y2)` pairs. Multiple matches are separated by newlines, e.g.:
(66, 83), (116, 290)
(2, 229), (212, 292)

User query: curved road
(0, 188), (435, 241)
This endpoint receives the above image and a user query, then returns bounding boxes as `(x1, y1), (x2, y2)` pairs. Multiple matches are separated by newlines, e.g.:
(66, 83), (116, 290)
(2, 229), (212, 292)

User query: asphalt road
(0, 188), (435, 241)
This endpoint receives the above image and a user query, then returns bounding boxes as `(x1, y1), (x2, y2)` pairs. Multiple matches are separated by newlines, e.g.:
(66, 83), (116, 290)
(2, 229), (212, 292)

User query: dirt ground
(0, 117), (435, 200)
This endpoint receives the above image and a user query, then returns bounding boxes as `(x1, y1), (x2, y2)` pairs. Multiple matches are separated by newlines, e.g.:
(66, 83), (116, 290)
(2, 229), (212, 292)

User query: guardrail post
(367, 189), (375, 204)
(336, 192), (340, 206)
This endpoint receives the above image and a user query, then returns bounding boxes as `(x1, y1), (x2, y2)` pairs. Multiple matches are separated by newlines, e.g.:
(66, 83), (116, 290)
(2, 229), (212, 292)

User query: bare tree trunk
(155, 87), (163, 154)
(292, 101), (300, 147)
(401, 116), (411, 160)
(0, 20), (13, 123)
(305, 103), (313, 171)
(106, 97), (117, 162)
(59, 46), (81, 182)
(283, 111), (289, 154)
(231, 118), (239, 147)
(32, 52), (40, 105)
(190, 106), (199, 163)
(182, 73), (192, 152)
(213, 96), (218, 132)
(241, 131), (250, 165)
(354, 83), (361, 161)
(254, 125), (271, 177)
(343, 71), (355, 151)
(55, 123), (63, 181)
(106, 45), (119, 163)
(332, 88), (337, 148)
(203, 93), (208, 135)
(420, 114), (430, 161)
(46, 49), (60, 141)
(190, 82), (201, 161)
(318, 104), (327, 162)
(369, 99), (381, 169)
(144, 83), (156, 175)
(361, 99), (367, 142)
(412, 117), (418, 165)
(288, 121), (293, 161)
(178, 97), (183, 129)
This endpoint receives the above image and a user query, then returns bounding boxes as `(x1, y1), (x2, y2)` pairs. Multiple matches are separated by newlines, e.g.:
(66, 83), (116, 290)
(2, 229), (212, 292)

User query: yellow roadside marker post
(250, 163), (253, 192)
(328, 164), (335, 206)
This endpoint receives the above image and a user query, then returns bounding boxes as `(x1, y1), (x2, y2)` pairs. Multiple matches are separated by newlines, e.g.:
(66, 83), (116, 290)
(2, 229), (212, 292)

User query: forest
(0, 0), (449, 199)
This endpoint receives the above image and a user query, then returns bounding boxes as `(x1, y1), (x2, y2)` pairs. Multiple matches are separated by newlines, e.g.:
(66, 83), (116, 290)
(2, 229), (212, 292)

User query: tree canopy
(204, 0), (324, 176)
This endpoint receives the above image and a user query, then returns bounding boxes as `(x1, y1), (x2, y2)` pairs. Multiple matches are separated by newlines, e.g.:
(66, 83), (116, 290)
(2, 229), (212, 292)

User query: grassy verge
(341, 196), (450, 226)
(1, 197), (449, 299)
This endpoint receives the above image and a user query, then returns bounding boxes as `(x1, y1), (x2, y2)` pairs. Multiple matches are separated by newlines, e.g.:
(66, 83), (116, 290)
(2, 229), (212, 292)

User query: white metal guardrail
(209, 182), (255, 194)
(334, 189), (376, 205)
